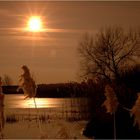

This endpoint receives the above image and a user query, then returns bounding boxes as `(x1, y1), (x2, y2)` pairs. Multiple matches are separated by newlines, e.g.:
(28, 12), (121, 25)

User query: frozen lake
(0, 94), (91, 139)
(5, 94), (65, 108)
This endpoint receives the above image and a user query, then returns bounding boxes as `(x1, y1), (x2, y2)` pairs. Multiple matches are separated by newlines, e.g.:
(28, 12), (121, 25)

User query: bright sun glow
(27, 16), (42, 32)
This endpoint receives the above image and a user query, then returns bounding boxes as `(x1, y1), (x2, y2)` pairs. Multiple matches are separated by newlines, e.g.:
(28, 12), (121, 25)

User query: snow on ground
(3, 95), (93, 139)
(4, 119), (92, 139)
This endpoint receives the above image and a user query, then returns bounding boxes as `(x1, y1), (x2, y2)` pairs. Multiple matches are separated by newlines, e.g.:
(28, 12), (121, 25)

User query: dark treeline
(2, 64), (140, 105)
(2, 63), (140, 101)
(2, 86), (19, 94)
(2, 81), (102, 98)
(36, 81), (103, 98)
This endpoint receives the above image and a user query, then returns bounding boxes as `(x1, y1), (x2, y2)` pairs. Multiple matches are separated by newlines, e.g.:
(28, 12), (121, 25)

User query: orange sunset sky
(0, 1), (140, 84)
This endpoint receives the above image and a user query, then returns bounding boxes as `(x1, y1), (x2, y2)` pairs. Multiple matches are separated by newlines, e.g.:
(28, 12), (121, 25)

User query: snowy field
(1, 94), (92, 139)
(4, 119), (90, 139)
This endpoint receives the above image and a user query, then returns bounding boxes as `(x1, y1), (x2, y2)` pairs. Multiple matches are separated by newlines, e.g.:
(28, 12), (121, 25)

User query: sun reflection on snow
(20, 97), (61, 108)
(5, 95), (62, 108)
(27, 98), (44, 108)
(22, 98), (47, 108)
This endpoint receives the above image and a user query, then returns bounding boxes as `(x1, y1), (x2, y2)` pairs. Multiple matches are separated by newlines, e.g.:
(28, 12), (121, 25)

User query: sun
(27, 16), (42, 32)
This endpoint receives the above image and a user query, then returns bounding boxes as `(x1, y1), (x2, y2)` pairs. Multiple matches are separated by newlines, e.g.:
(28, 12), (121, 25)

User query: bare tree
(2, 75), (13, 86)
(78, 27), (140, 83)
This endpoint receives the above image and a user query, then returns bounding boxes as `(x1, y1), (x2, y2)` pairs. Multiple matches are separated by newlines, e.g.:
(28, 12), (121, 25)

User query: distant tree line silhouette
(2, 81), (103, 98)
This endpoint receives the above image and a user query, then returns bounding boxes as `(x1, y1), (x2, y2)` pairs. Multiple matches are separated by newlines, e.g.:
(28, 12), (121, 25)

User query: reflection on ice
(21, 98), (62, 108)
(5, 94), (62, 108)
(3, 94), (90, 139)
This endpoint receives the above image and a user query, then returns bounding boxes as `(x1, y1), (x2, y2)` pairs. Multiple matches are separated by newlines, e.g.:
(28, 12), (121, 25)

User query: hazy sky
(0, 1), (140, 84)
